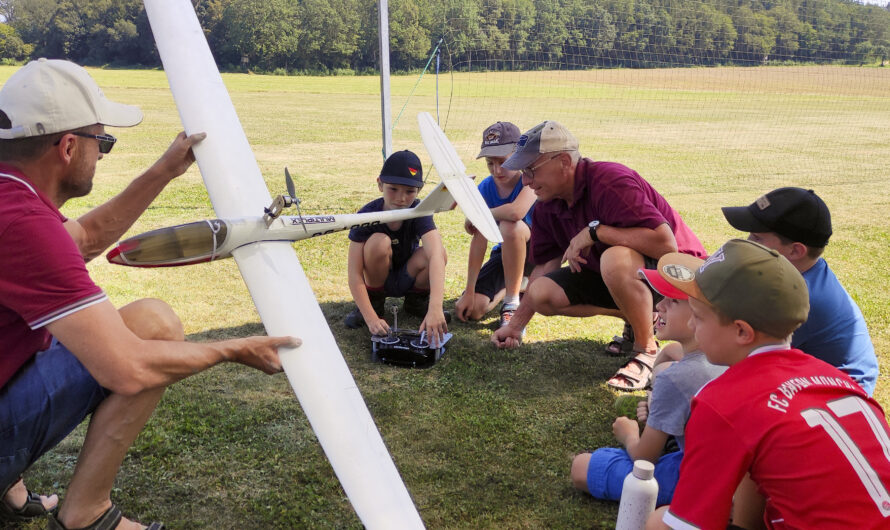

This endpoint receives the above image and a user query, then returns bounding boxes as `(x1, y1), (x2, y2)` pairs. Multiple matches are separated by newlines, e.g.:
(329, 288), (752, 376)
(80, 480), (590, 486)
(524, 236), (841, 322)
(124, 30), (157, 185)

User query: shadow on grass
(187, 297), (630, 404)
(169, 297), (630, 527)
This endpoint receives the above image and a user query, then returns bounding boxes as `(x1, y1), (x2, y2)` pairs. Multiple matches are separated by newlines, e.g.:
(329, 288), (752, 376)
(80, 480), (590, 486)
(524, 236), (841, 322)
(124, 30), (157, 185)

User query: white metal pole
(378, 0), (393, 159)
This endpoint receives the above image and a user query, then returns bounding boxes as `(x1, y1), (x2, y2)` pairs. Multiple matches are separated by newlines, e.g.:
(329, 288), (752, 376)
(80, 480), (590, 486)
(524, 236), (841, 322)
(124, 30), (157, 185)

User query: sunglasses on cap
(54, 132), (117, 154)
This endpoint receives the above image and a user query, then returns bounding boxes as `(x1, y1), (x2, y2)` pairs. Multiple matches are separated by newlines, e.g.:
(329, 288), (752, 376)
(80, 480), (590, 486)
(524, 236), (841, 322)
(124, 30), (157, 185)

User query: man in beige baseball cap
(492, 120), (706, 392)
(0, 58), (144, 139)
(0, 60), (296, 529)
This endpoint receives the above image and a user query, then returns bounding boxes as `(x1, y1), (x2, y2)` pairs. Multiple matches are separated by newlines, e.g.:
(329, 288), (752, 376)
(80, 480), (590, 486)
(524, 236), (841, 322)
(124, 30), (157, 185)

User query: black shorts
(474, 245), (535, 301)
(545, 256), (659, 309)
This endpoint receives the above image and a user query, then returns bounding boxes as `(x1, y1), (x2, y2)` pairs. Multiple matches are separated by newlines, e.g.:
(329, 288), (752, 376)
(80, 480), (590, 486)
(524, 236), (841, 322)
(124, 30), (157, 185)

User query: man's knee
(119, 298), (184, 341)
(527, 277), (568, 315)
(600, 245), (645, 284)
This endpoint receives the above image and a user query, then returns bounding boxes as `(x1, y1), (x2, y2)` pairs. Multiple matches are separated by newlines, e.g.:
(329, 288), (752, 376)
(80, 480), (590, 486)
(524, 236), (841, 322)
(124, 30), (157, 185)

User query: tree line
(1, 0), (888, 73)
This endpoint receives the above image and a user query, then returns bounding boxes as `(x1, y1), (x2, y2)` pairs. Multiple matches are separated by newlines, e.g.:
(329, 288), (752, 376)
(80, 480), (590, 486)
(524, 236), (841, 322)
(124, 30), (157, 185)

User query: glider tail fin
(414, 181), (456, 215)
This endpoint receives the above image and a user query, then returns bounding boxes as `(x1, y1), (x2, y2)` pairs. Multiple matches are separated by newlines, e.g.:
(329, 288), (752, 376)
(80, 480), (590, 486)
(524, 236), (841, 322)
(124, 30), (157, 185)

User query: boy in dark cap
(646, 239), (890, 529)
(454, 122), (535, 328)
(722, 187), (877, 395)
(344, 150), (449, 345)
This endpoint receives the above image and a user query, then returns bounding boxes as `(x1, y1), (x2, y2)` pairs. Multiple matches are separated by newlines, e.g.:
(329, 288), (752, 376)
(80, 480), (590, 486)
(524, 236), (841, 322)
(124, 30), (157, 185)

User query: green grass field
(2, 64), (889, 529)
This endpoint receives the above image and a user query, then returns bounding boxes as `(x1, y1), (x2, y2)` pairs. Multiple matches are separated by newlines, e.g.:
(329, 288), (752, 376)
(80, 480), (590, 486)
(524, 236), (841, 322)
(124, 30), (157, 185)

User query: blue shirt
(477, 175), (534, 251)
(347, 198), (436, 269)
(792, 258), (878, 395)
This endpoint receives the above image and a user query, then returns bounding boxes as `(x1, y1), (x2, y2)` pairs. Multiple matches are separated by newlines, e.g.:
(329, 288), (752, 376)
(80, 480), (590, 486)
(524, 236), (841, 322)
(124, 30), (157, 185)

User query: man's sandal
(603, 315), (659, 357)
(48, 504), (164, 530)
(603, 321), (635, 356)
(607, 352), (655, 392)
(0, 477), (57, 523)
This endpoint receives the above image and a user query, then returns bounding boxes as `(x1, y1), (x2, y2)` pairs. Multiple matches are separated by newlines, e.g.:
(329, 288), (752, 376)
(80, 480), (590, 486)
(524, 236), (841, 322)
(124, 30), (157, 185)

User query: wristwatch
(588, 220), (600, 243)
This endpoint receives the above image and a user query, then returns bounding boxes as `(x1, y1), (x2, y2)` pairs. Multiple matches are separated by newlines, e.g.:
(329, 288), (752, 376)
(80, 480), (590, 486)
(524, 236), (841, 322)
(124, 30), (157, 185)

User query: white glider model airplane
(107, 159), (496, 267)
(136, 1), (500, 528)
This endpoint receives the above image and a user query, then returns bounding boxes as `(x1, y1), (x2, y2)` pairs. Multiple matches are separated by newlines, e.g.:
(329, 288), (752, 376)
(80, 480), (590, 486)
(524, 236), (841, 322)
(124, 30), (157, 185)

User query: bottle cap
(632, 460), (655, 480)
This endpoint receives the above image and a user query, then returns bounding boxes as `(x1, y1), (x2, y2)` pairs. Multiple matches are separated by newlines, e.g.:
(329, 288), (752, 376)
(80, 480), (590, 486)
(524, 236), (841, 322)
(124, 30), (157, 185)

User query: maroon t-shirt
(529, 159), (705, 272)
(0, 165), (106, 387)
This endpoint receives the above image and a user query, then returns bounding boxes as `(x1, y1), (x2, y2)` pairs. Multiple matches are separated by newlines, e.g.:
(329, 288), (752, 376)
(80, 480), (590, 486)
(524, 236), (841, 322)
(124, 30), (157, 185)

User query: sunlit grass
(2, 64), (887, 528)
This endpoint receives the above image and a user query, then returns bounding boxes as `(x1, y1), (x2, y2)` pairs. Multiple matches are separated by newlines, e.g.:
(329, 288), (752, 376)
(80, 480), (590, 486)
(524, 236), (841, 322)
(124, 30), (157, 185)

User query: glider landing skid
(370, 306), (452, 368)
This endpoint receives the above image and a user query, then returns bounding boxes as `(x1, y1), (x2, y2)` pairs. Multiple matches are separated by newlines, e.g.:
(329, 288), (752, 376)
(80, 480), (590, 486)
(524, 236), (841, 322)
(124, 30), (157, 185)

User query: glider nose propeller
(263, 167), (307, 233)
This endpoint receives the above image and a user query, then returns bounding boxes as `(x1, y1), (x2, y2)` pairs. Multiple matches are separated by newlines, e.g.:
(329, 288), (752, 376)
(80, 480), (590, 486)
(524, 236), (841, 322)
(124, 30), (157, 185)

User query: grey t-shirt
(646, 352), (727, 450)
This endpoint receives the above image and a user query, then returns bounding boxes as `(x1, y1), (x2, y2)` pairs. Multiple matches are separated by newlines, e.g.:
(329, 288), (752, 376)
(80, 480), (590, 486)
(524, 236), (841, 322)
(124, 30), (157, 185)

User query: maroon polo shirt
(529, 158), (705, 272)
(0, 164), (106, 387)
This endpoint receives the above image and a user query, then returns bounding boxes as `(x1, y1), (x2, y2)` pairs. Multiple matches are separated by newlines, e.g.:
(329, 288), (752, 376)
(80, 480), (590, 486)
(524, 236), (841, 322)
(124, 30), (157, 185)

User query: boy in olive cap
(454, 122), (535, 328)
(345, 150), (449, 345)
(722, 187), (877, 395)
(646, 239), (890, 529)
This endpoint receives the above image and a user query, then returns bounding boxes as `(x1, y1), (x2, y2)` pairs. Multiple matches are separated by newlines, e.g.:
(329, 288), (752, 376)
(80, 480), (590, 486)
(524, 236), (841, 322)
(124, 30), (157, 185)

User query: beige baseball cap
(0, 58), (143, 139)
(656, 239), (809, 338)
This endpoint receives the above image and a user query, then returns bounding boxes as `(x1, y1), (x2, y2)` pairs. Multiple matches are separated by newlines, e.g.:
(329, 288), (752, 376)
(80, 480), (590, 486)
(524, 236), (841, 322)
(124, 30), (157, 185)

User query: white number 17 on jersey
(802, 395), (890, 516)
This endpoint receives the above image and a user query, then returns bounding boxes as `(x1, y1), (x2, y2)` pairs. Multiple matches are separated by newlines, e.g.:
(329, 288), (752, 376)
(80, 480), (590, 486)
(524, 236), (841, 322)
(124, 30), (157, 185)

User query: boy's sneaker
(343, 308), (364, 329)
(344, 292), (386, 329)
(403, 291), (451, 322)
(498, 302), (521, 332)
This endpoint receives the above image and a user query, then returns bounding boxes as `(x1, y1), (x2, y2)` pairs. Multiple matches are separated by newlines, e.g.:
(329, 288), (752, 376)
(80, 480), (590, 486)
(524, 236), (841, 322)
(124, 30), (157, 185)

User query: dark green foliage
(1, 0), (888, 70)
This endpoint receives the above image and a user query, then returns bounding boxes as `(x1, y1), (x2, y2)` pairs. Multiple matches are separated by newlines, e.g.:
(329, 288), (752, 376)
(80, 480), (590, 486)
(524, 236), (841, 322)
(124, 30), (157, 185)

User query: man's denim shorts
(0, 340), (109, 489)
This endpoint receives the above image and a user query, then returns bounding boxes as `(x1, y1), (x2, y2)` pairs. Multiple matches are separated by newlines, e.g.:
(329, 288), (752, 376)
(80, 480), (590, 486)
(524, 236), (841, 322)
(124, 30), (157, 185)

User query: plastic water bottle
(615, 460), (659, 530)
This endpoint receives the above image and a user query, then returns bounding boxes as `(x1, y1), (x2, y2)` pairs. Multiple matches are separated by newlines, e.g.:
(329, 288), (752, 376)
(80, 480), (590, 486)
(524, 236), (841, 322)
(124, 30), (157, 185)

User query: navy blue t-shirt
(347, 197), (436, 269)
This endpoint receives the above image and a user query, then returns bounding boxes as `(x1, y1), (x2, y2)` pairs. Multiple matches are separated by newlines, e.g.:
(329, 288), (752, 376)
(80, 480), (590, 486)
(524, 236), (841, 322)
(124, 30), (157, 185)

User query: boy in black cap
(344, 150), (449, 344)
(722, 187), (878, 395)
(454, 122), (535, 328)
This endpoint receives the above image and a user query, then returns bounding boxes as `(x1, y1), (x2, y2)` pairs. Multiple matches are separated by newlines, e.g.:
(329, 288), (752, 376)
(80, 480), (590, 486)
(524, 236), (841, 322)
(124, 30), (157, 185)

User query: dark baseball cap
(502, 121), (579, 171)
(476, 121), (521, 159)
(379, 150), (423, 188)
(656, 239), (809, 338)
(722, 187), (832, 247)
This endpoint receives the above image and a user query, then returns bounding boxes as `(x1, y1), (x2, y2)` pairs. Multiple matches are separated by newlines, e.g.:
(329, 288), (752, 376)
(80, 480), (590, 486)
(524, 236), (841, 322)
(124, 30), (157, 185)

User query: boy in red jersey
(645, 239), (890, 529)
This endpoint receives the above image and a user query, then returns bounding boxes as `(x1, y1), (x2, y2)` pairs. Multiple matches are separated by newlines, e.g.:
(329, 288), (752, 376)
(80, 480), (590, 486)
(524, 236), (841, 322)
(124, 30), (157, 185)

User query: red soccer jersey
(0, 166), (106, 387)
(666, 347), (890, 529)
